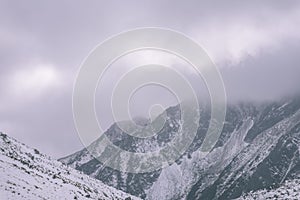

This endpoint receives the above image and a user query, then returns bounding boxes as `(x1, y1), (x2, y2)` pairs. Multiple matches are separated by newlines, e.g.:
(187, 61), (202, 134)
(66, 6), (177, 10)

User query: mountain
(0, 132), (140, 200)
(60, 96), (300, 199)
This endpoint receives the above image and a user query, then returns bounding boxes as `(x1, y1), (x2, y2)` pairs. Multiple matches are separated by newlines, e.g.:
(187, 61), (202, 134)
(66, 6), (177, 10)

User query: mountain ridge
(60, 97), (300, 199)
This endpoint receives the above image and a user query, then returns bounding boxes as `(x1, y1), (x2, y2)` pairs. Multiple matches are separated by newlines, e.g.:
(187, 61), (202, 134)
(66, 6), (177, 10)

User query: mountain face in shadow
(60, 96), (300, 200)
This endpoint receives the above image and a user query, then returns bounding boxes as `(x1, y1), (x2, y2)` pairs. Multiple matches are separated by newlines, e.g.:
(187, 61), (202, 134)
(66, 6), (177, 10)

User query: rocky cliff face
(60, 97), (300, 200)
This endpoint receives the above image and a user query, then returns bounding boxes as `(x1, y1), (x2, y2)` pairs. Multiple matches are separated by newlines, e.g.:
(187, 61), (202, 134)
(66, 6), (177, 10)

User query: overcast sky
(0, 0), (300, 158)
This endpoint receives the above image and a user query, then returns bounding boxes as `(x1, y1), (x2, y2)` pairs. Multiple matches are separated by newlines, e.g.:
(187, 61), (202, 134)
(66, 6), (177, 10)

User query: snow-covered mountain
(60, 97), (300, 200)
(0, 132), (140, 200)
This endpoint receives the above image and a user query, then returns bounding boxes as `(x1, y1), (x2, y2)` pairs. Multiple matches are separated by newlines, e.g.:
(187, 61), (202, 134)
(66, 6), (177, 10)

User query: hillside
(0, 132), (140, 200)
(238, 177), (300, 199)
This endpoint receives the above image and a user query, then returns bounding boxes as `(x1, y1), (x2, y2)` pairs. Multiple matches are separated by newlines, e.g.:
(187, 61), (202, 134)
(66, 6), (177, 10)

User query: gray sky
(0, 0), (300, 158)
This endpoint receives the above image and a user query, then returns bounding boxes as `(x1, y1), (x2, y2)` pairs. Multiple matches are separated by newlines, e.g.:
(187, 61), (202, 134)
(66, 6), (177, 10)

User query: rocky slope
(237, 176), (300, 199)
(0, 132), (140, 200)
(60, 97), (300, 199)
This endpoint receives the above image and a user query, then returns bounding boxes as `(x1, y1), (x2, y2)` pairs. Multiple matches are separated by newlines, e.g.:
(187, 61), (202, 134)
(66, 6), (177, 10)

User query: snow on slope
(238, 177), (300, 199)
(0, 132), (140, 200)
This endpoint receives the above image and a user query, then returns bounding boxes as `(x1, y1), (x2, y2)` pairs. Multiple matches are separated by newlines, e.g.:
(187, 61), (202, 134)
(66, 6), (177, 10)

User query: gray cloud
(0, 0), (299, 158)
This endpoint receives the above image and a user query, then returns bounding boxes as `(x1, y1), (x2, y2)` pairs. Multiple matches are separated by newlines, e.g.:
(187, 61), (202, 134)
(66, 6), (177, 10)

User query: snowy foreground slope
(0, 132), (140, 200)
(238, 177), (300, 199)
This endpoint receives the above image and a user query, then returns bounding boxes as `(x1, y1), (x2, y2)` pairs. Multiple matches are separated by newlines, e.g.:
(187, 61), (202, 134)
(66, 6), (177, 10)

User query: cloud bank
(0, 0), (299, 157)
